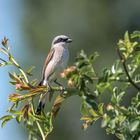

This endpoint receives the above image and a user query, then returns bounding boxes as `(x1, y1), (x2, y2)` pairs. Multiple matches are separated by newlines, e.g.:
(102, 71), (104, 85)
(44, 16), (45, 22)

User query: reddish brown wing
(42, 48), (55, 79)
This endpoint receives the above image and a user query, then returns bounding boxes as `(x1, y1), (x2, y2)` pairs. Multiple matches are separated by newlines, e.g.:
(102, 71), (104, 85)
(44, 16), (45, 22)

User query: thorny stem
(117, 48), (140, 91)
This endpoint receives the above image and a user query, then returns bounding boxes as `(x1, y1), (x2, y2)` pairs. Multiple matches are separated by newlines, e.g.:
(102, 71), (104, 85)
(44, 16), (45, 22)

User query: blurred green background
(0, 0), (140, 140)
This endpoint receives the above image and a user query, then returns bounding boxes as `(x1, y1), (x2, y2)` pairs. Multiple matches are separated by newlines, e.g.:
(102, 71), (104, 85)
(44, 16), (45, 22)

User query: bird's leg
(47, 83), (54, 102)
(42, 80), (54, 101)
(54, 79), (63, 86)
(54, 79), (65, 93)
(47, 82), (52, 92)
(36, 92), (47, 115)
(42, 80), (53, 93)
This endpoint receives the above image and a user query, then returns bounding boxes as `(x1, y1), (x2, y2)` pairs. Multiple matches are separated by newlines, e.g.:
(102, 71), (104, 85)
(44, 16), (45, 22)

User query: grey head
(52, 35), (72, 47)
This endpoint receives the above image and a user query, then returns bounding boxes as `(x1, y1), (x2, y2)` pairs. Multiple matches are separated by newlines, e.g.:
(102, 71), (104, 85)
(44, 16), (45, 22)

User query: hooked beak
(66, 38), (72, 43)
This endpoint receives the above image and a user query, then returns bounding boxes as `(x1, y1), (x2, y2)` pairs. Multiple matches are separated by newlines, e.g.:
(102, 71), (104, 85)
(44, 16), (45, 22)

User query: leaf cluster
(0, 31), (140, 140)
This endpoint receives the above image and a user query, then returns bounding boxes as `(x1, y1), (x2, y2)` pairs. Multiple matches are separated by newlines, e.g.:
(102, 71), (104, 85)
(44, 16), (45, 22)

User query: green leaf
(8, 72), (19, 81)
(109, 118), (116, 129)
(116, 91), (125, 103)
(80, 101), (89, 116)
(129, 120), (139, 132)
(115, 133), (126, 140)
(30, 114), (46, 122)
(89, 109), (98, 117)
(131, 31), (140, 39)
(83, 74), (93, 83)
(101, 68), (111, 82)
(89, 52), (99, 62)
(124, 31), (130, 43)
(80, 116), (92, 121)
(0, 58), (7, 63)
(26, 66), (35, 76)
(101, 115), (110, 128)
(85, 95), (98, 110)
(96, 82), (111, 94)
(16, 115), (22, 123)
(0, 62), (7, 67)
(0, 115), (13, 121)
(9, 81), (17, 85)
(9, 110), (22, 115)
(118, 115), (126, 125)
(111, 60), (123, 74)
(9, 56), (20, 68)
(111, 87), (118, 104)
(79, 50), (87, 58)
(0, 115), (13, 127)
(98, 103), (104, 115)
(0, 48), (9, 56)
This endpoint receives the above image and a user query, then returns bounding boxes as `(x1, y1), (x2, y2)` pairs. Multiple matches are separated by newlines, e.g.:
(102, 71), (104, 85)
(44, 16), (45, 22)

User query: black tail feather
(36, 101), (45, 115)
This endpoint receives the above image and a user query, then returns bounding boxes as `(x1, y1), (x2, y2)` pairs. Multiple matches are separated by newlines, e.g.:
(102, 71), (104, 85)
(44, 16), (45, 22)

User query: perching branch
(0, 32), (140, 140)
(117, 47), (140, 91)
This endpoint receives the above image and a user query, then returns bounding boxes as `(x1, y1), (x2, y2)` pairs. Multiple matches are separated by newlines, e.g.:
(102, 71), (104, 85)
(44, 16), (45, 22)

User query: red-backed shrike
(36, 35), (72, 114)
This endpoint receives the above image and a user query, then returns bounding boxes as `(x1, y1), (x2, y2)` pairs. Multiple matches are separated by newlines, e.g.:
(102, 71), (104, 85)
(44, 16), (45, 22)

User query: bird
(36, 35), (72, 115)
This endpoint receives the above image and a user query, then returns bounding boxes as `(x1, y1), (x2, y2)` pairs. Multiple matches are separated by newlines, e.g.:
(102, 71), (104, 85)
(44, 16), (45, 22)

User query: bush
(0, 31), (140, 140)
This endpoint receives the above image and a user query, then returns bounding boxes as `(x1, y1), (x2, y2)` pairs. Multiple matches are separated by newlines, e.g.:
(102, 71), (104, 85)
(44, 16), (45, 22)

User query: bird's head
(52, 35), (72, 48)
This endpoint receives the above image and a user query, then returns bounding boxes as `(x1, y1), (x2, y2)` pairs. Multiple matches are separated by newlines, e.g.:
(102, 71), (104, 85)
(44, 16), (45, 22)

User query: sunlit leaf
(16, 115), (22, 123)
(131, 31), (140, 39)
(9, 72), (20, 81)
(129, 120), (139, 132)
(0, 115), (13, 127)
(26, 66), (35, 76)
(98, 103), (104, 115)
(80, 101), (89, 116)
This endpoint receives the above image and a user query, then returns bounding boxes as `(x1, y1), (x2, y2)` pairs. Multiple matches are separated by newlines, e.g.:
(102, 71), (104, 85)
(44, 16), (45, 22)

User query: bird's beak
(66, 38), (72, 43)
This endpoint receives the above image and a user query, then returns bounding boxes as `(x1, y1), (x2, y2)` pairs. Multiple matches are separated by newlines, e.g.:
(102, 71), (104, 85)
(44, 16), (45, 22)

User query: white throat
(52, 42), (68, 48)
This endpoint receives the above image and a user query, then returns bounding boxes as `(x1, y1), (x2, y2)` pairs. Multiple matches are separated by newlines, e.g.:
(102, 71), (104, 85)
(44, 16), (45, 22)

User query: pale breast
(49, 46), (69, 81)
(60, 47), (69, 68)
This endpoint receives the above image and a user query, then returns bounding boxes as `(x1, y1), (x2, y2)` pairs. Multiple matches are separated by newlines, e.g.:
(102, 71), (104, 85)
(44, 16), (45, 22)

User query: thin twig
(117, 48), (140, 91)
(36, 121), (46, 140)
(30, 103), (45, 140)
(10, 57), (29, 83)
(0, 58), (7, 63)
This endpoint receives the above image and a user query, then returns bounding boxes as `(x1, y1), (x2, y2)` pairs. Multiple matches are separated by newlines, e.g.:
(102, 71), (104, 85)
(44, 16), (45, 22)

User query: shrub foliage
(0, 31), (140, 140)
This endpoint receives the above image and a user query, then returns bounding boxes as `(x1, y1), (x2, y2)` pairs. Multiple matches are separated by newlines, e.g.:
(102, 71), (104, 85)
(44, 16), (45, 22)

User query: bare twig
(117, 48), (140, 91)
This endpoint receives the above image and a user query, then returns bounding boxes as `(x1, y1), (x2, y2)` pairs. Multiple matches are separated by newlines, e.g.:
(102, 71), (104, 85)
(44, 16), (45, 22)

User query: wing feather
(41, 48), (55, 80)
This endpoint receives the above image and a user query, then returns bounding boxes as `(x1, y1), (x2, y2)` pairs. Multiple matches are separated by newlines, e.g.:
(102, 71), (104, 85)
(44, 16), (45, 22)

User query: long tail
(36, 93), (47, 115)
(36, 80), (53, 115)
(36, 80), (47, 115)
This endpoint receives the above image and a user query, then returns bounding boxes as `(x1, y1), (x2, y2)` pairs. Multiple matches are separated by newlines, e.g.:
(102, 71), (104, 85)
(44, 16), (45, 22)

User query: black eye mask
(54, 38), (68, 44)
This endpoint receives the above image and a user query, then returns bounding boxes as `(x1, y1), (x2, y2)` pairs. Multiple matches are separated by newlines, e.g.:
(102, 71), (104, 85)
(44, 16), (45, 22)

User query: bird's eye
(54, 37), (67, 44)
(58, 38), (62, 42)
(60, 38), (63, 41)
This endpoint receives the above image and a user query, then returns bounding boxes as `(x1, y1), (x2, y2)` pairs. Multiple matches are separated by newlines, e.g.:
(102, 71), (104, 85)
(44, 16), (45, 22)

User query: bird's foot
(54, 79), (65, 92)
